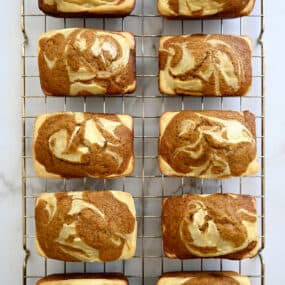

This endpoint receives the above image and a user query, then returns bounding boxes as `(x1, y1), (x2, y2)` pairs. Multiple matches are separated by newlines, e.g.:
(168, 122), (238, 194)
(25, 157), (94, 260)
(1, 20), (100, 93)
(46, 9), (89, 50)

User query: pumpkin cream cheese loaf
(157, 272), (251, 285)
(37, 274), (129, 285)
(38, 28), (136, 96)
(39, 0), (135, 17)
(158, 110), (258, 178)
(33, 112), (134, 179)
(162, 193), (258, 260)
(158, 0), (255, 19)
(159, 34), (252, 96)
(35, 191), (137, 262)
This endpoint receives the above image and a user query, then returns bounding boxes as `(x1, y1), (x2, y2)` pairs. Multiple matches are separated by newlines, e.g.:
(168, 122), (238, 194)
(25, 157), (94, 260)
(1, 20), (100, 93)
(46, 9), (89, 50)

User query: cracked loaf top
(38, 28), (136, 96)
(159, 34), (252, 96)
(158, 0), (255, 18)
(37, 274), (129, 285)
(35, 191), (137, 262)
(158, 110), (258, 178)
(157, 272), (251, 285)
(39, 0), (135, 17)
(33, 112), (134, 179)
(162, 193), (258, 260)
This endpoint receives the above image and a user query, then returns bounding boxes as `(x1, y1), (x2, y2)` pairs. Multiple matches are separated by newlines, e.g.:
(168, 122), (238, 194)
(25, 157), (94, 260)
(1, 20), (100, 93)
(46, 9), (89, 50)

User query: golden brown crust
(37, 273), (128, 284)
(38, 28), (136, 96)
(39, 0), (135, 17)
(158, 272), (251, 285)
(162, 193), (258, 260)
(159, 34), (252, 96)
(158, 110), (258, 178)
(158, 0), (256, 19)
(35, 191), (137, 262)
(33, 112), (134, 179)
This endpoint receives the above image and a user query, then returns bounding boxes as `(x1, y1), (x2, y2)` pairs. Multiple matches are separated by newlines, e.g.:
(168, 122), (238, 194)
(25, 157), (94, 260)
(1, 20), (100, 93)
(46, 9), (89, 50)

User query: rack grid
(21, 0), (265, 284)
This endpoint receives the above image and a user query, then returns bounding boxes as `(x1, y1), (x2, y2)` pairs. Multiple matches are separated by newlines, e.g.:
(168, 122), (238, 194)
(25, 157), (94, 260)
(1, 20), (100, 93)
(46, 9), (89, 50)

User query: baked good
(37, 273), (128, 285)
(38, 28), (136, 96)
(35, 190), (137, 262)
(158, 110), (258, 178)
(157, 272), (251, 285)
(39, 0), (135, 17)
(33, 112), (134, 179)
(158, 0), (255, 19)
(159, 34), (252, 96)
(162, 193), (258, 259)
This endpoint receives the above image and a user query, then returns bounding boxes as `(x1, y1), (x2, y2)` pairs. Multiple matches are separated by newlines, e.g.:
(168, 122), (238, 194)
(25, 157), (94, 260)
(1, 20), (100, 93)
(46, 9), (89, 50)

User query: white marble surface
(0, 0), (283, 283)
(0, 0), (23, 284)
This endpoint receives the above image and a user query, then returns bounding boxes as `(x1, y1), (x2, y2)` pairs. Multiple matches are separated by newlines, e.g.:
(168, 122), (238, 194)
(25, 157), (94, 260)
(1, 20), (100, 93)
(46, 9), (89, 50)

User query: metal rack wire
(21, 0), (265, 284)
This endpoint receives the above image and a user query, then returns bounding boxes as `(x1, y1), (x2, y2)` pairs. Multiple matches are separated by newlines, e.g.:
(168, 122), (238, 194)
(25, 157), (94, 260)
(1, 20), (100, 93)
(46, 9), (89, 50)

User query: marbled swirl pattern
(35, 191), (137, 262)
(158, 272), (251, 285)
(37, 274), (128, 285)
(40, 0), (135, 16)
(159, 34), (252, 96)
(38, 28), (136, 96)
(33, 112), (134, 179)
(162, 194), (258, 259)
(159, 110), (258, 178)
(158, 0), (255, 18)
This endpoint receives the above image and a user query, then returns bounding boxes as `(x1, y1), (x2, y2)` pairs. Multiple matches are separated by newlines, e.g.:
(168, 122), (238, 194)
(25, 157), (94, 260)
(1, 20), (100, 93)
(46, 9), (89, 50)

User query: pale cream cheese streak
(37, 274), (129, 285)
(162, 193), (258, 260)
(159, 34), (252, 96)
(39, 0), (136, 16)
(33, 112), (134, 179)
(38, 28), (136, 96)
(158, 110), (258, 179)
(157, 272), (251, 285)
(158, 0), (256, 18)
(35, 191), (137, 262)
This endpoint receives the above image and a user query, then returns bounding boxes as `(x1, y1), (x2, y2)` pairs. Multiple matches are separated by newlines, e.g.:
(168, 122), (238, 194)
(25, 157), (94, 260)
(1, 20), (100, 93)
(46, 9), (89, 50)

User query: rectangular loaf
(39, 0), (135, 17)
(33, 112), (134, 179)
(157, 272), (251, 285)
(159, 34), (252, 96)
(158, 110), (258, 178)
(162, 193), (258, 260)
(158, 0), (256, 19)
(35, 191), (137, 262)
(37, 274), (128, 284)
(38, 28), (136, 96)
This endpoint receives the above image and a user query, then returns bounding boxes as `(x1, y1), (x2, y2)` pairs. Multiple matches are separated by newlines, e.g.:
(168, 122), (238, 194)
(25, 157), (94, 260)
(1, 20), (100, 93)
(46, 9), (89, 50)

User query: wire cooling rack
(21, 0), (265, 284)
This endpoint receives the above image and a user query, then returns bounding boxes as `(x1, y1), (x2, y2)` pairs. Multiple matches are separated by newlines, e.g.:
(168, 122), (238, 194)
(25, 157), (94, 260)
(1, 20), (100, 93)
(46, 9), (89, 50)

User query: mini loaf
(158, 110), (258, 178)
(37, 273), (129, 285)
(33, 112), (134, 179)
(158, 0), (255, 19)
(39, 0), (135, 17)
(38, 28), (136, 96)
(162, 193), (258, 260)
(159, 34), (252, 96)
(157, 272), (251, 285)
(35, 191), (137, 262)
